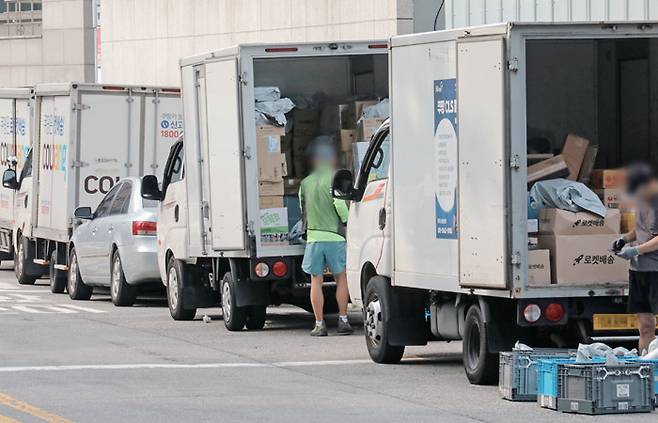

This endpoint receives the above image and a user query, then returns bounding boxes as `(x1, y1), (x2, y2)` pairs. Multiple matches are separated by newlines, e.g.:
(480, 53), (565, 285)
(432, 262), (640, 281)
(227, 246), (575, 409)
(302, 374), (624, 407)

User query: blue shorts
(302, 241), (346, 276)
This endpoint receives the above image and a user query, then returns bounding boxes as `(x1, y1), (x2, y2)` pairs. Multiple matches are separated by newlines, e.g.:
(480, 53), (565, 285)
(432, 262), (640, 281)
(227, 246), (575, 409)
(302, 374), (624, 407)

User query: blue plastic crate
(536, 358), (577, 409)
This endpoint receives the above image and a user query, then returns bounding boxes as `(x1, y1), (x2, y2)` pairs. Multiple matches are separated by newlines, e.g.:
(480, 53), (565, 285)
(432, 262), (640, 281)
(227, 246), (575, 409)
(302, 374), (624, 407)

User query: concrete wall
(101, 0), (415, 86)
(0, 0), (95, 87)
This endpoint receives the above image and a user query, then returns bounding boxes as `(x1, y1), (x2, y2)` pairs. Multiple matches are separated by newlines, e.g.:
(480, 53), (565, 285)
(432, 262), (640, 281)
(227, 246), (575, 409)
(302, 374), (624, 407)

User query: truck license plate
(593, 314), (658, 330)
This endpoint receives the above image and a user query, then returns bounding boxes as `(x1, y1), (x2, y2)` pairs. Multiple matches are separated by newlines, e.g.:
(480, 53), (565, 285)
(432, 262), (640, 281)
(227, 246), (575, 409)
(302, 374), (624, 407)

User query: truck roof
(33, 82), (181, 96)
(179, 40), (388, 68)
(0, 87), (33, 98)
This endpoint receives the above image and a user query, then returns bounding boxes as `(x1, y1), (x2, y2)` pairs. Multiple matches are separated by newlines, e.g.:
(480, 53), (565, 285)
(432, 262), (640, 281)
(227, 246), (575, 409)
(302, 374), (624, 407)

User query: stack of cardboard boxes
(591, 169), (636, 234)
(340, 100), (386, 173)
(257, 125), (289, 246)
(529, 208), (629, 286)
(527, 134), (594, 185)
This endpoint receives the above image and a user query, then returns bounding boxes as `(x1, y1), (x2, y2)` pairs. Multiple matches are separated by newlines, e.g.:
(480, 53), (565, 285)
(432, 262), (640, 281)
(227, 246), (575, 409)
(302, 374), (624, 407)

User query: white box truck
(0, 88), (34, 263)
(2, 83), (182, 289)
(141, 41), (388, 328)
(330, 22), (658, 384)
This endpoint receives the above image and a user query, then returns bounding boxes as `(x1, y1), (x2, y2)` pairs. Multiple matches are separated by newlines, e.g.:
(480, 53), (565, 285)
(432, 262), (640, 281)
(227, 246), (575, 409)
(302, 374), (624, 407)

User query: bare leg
(334, 272), (349, 317)
(637, 313), (657, 353)
(310, 274), (325, 322)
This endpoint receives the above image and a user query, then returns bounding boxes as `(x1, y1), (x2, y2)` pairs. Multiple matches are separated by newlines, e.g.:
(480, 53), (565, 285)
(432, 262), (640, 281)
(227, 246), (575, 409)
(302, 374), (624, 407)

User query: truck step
(32, 259), (49, 266)
(53, 264), (69, 271)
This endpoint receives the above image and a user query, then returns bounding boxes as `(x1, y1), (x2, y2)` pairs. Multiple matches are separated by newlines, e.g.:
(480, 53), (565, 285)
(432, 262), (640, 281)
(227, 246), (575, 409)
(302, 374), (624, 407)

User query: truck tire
(166, 257), (196, 321)
(67, 247), (93, 300)
(49, 249), (67, 293)
(110, 251), (136, 307)
(245, 305), (267, 330)
(462, 304), (498, 385)
(15, 236), (36, 285)
(364, 276), (405, 364)
(221, 272), (248, 331)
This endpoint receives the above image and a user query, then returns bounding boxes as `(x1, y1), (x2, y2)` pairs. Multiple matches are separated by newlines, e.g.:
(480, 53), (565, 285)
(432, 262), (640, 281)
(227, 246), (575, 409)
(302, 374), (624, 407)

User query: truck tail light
(254, 262), (270, 278)
(272, 261), (288, 278)
(132, 221), (157, 236)
(545, 303), (565, 322)
(523, 304), (541, 323)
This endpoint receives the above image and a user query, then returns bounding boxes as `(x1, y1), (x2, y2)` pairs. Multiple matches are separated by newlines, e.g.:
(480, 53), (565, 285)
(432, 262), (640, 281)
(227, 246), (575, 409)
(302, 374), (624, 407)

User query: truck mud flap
(387, 286), (428, 347)
(182, 283), (219, 309)
(234, 280), (270, 308)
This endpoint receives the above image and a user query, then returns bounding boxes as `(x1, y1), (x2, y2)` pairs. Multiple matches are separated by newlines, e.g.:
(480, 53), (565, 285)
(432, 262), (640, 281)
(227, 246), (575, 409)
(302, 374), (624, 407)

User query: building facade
(0, 0), (96, 86)
(100, 0), (441, 86)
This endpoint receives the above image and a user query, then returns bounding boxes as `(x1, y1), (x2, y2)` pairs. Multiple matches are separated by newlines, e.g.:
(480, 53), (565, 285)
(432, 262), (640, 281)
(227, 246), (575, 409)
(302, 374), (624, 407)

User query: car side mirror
(2, 169), (18, 190)
(332, 169), (356, 201)
(141, 175), (162, 201)
(74, 206), (94, 220)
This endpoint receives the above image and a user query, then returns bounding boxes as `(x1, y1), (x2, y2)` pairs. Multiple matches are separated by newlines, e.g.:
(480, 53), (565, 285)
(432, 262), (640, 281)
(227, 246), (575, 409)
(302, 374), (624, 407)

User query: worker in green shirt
(299, 139), (353, 337)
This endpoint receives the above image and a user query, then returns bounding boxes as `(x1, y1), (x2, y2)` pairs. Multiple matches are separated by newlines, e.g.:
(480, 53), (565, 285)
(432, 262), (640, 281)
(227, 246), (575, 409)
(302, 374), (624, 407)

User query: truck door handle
(108, 225), (113, 232)
(24, 194), (28, 208)
(378, 207), (386, 230)
(174, 205), (179, 222)
(91, 227), (97, 235)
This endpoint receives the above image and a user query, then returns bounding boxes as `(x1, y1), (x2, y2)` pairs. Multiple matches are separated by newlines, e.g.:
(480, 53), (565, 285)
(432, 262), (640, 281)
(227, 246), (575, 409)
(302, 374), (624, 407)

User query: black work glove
(612, 237), (626, 253)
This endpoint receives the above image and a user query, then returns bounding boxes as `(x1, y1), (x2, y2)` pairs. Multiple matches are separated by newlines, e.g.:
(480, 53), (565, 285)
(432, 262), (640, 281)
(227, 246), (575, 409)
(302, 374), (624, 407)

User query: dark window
(95, 184), (121, 218)
(110, 182), (132, 215)
(162, 140), (184, 198)
(19, 148), (32, 182)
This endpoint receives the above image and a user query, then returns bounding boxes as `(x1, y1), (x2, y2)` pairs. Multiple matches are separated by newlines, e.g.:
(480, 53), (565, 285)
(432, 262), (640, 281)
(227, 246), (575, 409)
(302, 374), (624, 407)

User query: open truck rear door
(202, 58), (247, 251)
(457, 37), (509, 289)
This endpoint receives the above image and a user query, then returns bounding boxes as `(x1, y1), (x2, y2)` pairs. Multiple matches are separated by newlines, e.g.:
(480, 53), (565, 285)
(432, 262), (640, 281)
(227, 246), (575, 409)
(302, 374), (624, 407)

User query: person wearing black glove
(611, 236), (627, 253)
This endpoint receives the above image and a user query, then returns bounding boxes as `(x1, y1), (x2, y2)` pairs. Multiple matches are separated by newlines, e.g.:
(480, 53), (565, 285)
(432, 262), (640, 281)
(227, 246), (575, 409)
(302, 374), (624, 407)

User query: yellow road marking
(0, 414), (21, 423)
(0, 393), (73, 423)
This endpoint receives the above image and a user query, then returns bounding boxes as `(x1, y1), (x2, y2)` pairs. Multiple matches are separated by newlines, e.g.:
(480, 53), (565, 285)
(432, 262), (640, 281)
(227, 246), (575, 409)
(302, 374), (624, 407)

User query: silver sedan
(68, 177), (160, 306)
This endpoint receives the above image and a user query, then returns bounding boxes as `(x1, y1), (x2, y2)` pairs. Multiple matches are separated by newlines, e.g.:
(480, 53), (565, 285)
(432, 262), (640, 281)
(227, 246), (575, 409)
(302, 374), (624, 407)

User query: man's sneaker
(336, 319), (354, 335)
(310, 322), (328, 337)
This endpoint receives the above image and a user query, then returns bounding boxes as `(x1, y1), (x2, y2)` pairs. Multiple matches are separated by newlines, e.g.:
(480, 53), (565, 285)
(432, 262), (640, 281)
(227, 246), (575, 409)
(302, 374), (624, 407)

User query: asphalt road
(0, 263), (655, 423)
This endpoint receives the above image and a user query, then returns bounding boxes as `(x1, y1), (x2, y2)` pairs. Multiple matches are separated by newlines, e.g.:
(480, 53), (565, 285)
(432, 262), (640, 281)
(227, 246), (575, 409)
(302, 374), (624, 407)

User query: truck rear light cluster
(254, 262), (270, 278)
(522, 302), (565, 323)
(272, 261), (288, 278)
(132, 221), (157, 236)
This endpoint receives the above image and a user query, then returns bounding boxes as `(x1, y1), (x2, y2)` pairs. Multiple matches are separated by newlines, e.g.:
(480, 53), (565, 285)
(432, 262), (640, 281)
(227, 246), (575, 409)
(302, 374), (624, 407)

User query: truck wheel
(364, 276), (405, 364)
(67, 247), (93, 300)
(245, 305), (267, 330)
(15, 236), (36, 285)
(111, 251), (136, 307)
(49, 249), (67, 293)
(166, 257), (196, 321)
(462, 304), (498, 385)
(221, 272), (247, 331)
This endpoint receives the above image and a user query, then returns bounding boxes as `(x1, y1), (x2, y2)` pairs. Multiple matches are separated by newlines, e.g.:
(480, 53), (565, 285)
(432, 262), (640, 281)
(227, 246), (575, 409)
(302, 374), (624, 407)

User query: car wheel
(166, 256), (196, 321)
(15, 236), (36, 285)
(111, 251), (136, 307)
(49, 249), (67, 293)
(462, 304), (498, 385)
(67, 247), (92, 300)
(245, 305), (267, 330)
(221, 272), (247, 331)
(364, 276), (405, 364)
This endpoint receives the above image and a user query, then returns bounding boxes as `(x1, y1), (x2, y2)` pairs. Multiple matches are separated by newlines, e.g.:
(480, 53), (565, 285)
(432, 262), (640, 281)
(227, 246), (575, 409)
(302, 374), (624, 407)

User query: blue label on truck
(434, 79), (458, 239)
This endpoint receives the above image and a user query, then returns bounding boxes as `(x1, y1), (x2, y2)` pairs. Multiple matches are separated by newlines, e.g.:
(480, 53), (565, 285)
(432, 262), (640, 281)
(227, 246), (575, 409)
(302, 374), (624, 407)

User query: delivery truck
(0, 88), (35, 263)
(140, 41), (389, 328)
(330, 22), (658, 384)
(2, 83), (182, 289)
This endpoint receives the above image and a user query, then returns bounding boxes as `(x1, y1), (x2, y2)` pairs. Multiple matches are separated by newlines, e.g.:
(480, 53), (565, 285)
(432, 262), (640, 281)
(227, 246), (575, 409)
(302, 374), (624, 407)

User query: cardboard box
(340, 129), (356, 152)
(539, 208), (620, 235)
(595, 188), (633, 210)
(293, 109), (320, 136)
(256, 125), (285, 138)
(356, 117), (385, 141)
(259, 196), (283, 209)
(259, 153), (288, 182)
(577, 145), (598, 184)
(590, 169), (625, 189)
(621, 211), (636, 233)
(259, 180), (284, 196)
(528, 219), (539, 233)
(528, 249), (552, 287)
(353, 100), (378, 120)
(527, 155), (570, 185)
(561, 134), (590, 180)
(538, 235), (629, 285)
(283, 178), (301, 196)
(260, 208), (289, 246)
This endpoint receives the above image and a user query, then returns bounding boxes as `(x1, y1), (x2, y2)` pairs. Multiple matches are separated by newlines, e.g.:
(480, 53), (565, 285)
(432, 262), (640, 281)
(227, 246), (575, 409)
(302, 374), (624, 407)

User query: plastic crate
(557, 362), (655, 415)
(498, 348), (575, 401)
(624, 358), (658, 405)
(536, 358), (578, 409)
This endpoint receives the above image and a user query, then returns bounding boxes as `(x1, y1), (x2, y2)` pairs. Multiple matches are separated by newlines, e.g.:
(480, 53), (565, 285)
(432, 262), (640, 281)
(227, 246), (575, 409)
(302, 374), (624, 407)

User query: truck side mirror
(141, 175), (162, 201)
(332, 169), (356, 201)
(2, 169), (18, 190)
(73, 206), (94, 220)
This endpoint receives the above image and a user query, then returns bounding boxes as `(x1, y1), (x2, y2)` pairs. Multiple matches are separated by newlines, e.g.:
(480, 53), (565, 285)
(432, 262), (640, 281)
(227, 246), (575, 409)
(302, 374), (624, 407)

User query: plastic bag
(514, 341), (533, 351)
(255, 98), (295, 126)
(643, 339), (658, 359)
(361, 99), (390, 119)
(576, 342), (612, 362)
(529, 179), (607, 218)
(254, 86), (281, 102)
